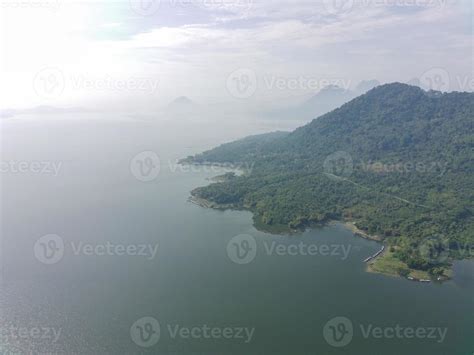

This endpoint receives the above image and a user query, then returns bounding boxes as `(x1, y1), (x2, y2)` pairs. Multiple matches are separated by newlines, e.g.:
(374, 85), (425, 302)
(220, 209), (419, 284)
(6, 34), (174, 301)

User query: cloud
(0, 0), (471, 111)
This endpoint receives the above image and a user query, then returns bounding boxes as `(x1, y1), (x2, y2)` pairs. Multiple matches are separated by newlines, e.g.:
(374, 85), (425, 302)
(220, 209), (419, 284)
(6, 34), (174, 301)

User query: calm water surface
(1, 119), (473, 354)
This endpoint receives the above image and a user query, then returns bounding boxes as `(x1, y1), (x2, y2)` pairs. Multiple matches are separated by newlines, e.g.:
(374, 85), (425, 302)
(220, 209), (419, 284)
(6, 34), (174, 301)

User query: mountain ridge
(183, 82), (474, 280)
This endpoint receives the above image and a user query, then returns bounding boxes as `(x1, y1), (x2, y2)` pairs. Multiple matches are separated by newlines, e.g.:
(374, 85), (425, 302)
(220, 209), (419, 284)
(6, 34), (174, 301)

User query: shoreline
(342, 221), (382, 242)
(188, 195), (240, 210)
(188, 189), (451, 283)
(179, 161), (248, 177)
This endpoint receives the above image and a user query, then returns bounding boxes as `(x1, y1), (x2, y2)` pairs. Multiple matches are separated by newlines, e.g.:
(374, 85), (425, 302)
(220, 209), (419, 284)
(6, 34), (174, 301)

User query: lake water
(1, 118), (473, 354)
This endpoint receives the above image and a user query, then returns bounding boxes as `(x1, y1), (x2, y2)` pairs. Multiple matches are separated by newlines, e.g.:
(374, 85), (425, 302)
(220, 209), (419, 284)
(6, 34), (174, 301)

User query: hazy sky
(0, 0), (472, 112)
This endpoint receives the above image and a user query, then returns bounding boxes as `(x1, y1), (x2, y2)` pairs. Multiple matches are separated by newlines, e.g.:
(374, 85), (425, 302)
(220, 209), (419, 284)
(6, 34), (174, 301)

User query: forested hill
(184, 83), (474, 277)
(181, 131), (289, 165)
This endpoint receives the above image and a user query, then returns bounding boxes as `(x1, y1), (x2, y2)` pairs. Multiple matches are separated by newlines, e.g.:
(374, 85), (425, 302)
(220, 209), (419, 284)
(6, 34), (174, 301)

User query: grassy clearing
(368, 249), (432, 280)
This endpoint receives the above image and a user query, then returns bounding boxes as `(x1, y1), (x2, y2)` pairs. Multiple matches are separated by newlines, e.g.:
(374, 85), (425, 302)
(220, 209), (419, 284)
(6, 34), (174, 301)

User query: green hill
(184, 83), (474, 279)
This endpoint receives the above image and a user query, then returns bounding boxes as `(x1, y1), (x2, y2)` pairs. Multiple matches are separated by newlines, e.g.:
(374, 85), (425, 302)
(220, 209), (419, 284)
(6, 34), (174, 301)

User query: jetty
(363, 246), (385, 263)
(188, 197), (201, 207)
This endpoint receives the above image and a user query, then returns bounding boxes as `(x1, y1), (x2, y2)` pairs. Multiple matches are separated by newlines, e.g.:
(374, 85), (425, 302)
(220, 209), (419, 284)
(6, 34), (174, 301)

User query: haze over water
(0, 117), (472, 354)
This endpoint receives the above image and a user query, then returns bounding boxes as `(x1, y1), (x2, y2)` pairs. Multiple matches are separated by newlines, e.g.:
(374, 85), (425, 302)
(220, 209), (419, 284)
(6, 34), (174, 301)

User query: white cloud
(0, 0), (471, 111)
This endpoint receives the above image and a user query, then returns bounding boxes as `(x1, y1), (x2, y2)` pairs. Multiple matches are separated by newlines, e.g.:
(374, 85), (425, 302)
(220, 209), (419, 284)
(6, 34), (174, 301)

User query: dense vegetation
(182, 131), (289, 164)
(183, 83), (474, 276)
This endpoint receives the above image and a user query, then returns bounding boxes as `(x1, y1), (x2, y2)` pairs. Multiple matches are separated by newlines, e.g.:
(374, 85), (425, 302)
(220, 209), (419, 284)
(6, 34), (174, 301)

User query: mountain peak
(170, 96), (194, 106)
(355, 79), (380, 94)
(360, 82), (425, 98)
(185, 81), (473, 279)
(320, 84), (344, 92)
(164, 96), (199, 117)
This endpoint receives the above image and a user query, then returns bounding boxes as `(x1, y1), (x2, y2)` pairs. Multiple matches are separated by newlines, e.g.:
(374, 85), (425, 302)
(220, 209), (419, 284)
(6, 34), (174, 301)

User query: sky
(0, 0), (472, 113)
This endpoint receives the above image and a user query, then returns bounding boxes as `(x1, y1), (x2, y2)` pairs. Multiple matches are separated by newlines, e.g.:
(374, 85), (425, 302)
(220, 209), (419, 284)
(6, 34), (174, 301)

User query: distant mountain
(266, 85), (354, 121)
(163, 96), (200, 119)
(185, 83), (474, 280)
(298, 85), (355, 118)
(166, 96), (196, 110)
(267, 80), (380, 121)
(167, 96), (195, 108)
(355, 79), (380, 94)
